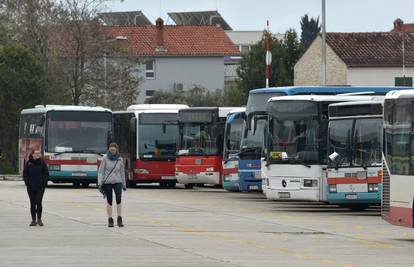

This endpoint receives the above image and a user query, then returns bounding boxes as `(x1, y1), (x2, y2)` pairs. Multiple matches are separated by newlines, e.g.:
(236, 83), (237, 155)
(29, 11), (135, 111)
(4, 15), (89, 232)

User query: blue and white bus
(222, 108), (245, 191)
(241, 86), (413, 193)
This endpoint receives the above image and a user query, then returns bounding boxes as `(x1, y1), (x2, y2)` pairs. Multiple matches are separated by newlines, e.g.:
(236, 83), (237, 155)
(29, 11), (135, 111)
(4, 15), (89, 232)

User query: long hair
(28, 150), (35, 161)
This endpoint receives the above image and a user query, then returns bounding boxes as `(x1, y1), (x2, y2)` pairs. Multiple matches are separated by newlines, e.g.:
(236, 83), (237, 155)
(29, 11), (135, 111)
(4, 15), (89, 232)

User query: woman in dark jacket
(23, 150), (49, 226)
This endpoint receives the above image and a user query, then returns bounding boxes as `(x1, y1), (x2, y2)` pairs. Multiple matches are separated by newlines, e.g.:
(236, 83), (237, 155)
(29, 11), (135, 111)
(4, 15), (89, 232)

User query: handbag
(98, 160), (119, 198)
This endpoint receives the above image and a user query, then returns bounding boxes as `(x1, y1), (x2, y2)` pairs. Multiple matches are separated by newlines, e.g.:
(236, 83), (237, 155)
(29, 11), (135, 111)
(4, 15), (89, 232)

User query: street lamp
(103, 36), (128, 106)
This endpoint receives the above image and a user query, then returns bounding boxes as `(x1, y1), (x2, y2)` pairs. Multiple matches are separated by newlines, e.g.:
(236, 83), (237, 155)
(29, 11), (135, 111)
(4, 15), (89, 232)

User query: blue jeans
(102, 183), (122, 206)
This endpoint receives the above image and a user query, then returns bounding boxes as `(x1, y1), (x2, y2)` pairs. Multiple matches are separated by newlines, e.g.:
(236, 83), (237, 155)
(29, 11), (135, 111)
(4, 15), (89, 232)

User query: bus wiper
(291, 157), (311, 168)
(72, 150), (104, 156)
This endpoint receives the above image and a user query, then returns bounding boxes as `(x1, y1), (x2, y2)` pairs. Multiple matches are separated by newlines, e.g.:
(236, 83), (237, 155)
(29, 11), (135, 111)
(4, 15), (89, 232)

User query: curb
(1, 175), (22, 181)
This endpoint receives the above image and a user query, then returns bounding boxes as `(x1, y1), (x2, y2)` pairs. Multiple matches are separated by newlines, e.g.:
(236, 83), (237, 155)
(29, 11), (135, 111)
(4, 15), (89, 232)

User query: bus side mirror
(107, 131), (113, 145)
(38, 116), (45, 127)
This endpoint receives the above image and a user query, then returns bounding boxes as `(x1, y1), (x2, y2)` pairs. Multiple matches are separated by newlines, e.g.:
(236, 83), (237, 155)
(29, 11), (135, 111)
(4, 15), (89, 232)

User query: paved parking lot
(1, 180), (414, 267)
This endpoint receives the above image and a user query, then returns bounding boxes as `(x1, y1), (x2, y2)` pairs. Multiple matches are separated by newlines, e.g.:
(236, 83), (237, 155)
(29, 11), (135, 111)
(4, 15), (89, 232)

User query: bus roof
(179, 107), (240, 118)
(249, 86), (414, 96)
(21, 105), (111, 115)
(228, 107), (246, 114)
(126, 104), (189, 111)
(268, 95), (378, 103)
(385, 89), (414, 99)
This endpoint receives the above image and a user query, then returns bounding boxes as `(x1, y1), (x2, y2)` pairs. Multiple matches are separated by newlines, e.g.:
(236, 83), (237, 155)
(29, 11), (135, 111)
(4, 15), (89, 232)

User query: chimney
(394, 18), (404, 31)
(155, 17), (167, 53)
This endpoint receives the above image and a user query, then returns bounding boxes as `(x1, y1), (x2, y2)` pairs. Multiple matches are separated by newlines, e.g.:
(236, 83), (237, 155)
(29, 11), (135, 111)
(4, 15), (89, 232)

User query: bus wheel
(126, 181), (136, 188)
(81, 183), (89, 188)
(73, 182), (81, 188)
(184, 184), (194, 189)
(160, 181), (168, 188)
(348, 204), (369, 211)
(167, 181), (177, 188)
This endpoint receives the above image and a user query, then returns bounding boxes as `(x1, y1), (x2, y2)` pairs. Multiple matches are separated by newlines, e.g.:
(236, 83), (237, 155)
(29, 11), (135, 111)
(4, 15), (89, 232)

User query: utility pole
(265, 20), (271, 88)
(321, 0), (327, 85)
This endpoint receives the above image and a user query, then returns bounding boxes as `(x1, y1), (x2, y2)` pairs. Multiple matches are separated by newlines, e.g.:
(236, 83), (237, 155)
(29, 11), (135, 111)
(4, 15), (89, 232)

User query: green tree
(236, 29), (303, 102)
(0, 44), (45, 173)
(145, 86), (241, 107)
(300, 14), (321, 49)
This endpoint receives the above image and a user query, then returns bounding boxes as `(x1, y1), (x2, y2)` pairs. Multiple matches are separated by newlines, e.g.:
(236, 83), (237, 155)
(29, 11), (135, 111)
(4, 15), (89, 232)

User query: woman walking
(98, 143), (127, 227)
(23, 150), (49, 226)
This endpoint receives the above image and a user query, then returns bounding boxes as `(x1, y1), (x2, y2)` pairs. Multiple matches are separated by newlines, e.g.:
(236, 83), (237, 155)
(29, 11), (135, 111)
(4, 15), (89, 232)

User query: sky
(107, 0), (414, 34)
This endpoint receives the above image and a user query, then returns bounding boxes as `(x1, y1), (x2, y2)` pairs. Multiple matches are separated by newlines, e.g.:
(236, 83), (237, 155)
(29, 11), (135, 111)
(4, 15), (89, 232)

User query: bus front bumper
(49, 171), (97, 183)
(176, 171), (220, 185)
(265, 188), (320, 202)
(238, 169), (262, 192)
(222, 173), (240, 191)
(327, 186), (382, 205)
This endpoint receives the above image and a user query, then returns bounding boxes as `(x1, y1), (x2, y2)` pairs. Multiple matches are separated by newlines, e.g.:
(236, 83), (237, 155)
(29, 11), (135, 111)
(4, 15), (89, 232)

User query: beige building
(294, 32), (414, 87)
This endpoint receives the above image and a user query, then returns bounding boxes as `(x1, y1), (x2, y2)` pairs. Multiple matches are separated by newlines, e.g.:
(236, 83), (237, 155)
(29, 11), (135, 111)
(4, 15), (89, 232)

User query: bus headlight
(368, 183), (379, 192)
(303, 179), (318, 187)
(134, 169), (149, 174)
(48, 164), (61, 171)
(329, 184), (337, 193)
(206, 167), (215, 172)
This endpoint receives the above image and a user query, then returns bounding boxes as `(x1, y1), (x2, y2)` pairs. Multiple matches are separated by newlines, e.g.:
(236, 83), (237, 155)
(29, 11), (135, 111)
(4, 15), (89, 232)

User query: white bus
(326, 100), (383, 210)
(19, 105), (112, 187)
(382, 90), (414, 227)
(262, 95), (377, 202)
(113, 104), (188, 188)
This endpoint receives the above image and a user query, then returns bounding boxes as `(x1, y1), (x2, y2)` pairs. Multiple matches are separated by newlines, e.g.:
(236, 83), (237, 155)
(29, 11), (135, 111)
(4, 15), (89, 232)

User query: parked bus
(326, 100), (383, 210)
(19, 105), (112, 187)
(382, 90), (414, 227)
(262, 95), (380, 202)
(113, 104), (188, 188)
(240, 86), (405, 193)
(176, 107), (236, 189)
(222, 108), (246, 192)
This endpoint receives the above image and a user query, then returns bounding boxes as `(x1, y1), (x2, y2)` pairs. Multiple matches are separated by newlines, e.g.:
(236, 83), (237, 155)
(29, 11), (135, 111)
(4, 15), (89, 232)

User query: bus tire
(348, 204), (369, 211)
(160, 181), (168, 188)
(73, 182), (81, 188)
(81, 183), (89, 188)
(126, 181), (136, 188)
(184, 184), (194, 189)
(167, 181), (177, 188)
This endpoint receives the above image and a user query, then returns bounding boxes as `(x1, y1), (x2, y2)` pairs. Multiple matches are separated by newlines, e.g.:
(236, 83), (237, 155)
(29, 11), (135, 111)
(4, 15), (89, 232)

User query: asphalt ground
(1, 181), (414, 267)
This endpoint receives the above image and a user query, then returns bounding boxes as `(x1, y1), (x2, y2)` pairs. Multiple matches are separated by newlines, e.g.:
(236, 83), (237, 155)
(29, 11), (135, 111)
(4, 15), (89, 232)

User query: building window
(145, 60), (155, 79)
(145, 90), (155, 97)
(239, 45), (250, 54)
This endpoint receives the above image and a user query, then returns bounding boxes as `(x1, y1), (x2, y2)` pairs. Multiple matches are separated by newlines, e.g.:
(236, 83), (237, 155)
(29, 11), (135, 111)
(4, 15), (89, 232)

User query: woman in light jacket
(98, 143), (126, 227)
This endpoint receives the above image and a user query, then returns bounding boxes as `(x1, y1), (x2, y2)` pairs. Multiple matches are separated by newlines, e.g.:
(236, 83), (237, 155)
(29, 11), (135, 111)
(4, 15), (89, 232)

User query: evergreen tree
(300, 14), (321, 49)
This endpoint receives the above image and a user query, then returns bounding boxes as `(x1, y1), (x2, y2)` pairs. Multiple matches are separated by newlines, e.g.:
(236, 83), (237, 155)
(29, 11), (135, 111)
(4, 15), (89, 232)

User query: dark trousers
(102, 183), (122, 206)
(27, 188), (45, 221)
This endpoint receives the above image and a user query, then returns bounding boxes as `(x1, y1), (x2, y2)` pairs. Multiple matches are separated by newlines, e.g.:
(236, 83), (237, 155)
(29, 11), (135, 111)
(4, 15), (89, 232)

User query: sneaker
(108, 217), (114, 227)
(37, 219), (44, 227)
(117, 216), (124, 227)
(29, 221), (37, 226)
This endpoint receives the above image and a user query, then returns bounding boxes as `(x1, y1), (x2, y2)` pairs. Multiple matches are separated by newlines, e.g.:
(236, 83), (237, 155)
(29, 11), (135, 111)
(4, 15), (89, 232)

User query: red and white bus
(382, 90), (414, 227)
(176, 107), (236, 189)
(19, 105), (112, 187)
(113, 104), (188, 188)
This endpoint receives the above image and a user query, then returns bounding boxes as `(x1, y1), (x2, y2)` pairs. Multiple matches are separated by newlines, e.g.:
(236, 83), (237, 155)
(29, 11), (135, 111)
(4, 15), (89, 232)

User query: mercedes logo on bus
(282, 179), (287, 188)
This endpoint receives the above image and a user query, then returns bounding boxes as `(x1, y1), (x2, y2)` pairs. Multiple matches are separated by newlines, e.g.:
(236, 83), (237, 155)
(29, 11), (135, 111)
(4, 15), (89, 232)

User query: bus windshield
(246, 92), (285, 114)
(46, 111), (112, 154)
(267, 101), (321, 164)
(138, 113), (178, 160)
(179, 123), (221, 156)
(329, 118), (382, 168)
(224, 118), (244, 160)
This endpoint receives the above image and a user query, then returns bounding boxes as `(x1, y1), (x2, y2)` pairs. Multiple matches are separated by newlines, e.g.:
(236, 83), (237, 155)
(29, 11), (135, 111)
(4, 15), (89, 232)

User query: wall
(138, 56), (225, 103)
(347, 67), (414, 86)
(294, 36), (347, 86)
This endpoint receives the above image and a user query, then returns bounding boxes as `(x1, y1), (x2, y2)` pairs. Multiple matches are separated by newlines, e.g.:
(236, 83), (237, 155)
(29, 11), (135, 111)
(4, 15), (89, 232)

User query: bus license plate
(161, 176), (175, 180)
(278, 192), (291, 199)
(346, 194), (358, 200)
(72, 173), (87, 177)
(254, 172), (262, 179)
(249, 185), (259, 190)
